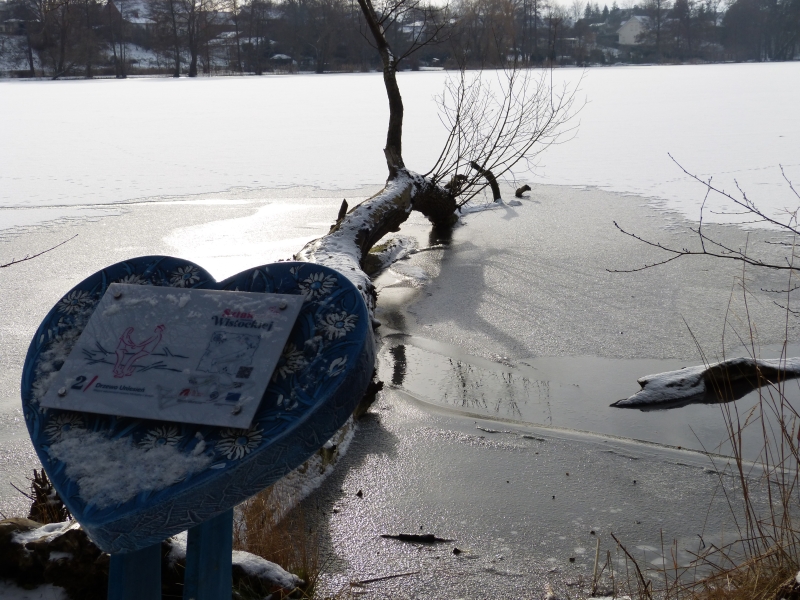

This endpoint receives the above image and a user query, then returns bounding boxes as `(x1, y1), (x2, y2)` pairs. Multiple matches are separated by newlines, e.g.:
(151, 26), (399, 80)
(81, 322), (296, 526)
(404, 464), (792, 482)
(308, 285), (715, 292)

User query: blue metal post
(183, 508), (234, 600)
(108, 543), (162, 600)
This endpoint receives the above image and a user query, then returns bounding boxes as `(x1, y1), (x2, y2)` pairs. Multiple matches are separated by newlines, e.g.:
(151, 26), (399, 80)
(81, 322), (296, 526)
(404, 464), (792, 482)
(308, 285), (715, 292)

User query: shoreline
(1, 60), (792, 83)
(0, 182), (797, 595)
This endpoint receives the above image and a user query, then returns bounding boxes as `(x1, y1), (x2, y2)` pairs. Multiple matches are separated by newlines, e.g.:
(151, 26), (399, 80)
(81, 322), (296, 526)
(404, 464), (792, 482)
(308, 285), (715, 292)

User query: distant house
(2, 18), (27, 35)
(617, 15), (649, 45)
(401, 21), (425, 37)
(106, 0), (156, 35)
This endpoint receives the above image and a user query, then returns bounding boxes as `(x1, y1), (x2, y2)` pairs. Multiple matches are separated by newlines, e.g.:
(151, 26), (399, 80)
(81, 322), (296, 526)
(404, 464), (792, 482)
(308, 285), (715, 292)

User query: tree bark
(169, 0), (181, 76)
(470, 161), (502, 201)
(356, 0), (404, 177)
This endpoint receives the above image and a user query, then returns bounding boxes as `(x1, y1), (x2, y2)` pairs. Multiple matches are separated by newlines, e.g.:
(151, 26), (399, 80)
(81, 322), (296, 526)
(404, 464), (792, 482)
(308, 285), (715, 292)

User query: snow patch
(166, 293), (191, 308)
(231, 550), (303, 589)
(0, 580), (68, 600)
(47, 429), (212, 509)
(165, 532), (302, 590)
(11, 521), (78, 548)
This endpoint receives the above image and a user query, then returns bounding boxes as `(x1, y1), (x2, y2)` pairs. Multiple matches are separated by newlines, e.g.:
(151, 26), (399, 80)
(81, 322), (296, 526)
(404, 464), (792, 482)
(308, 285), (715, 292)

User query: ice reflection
(440, 355), (548, 422)
(389, 344), (406, 386)
(378, 335), (800, 461)
(381, 340), (557, 425)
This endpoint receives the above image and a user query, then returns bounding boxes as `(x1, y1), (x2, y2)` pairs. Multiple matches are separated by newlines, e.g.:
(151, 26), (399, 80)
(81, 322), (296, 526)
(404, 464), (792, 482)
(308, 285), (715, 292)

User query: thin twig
(0, 235), (77, 268)
(350, 570), (420, 586)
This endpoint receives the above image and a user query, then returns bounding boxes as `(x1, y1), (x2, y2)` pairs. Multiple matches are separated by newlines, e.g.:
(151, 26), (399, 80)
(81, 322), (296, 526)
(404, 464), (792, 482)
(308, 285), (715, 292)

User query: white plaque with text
(40, 284), (304, 427)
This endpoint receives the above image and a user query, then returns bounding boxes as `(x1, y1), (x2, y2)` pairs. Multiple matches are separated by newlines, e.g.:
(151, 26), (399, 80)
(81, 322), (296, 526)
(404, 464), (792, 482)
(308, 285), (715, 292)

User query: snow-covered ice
(1, 63), (798, 229)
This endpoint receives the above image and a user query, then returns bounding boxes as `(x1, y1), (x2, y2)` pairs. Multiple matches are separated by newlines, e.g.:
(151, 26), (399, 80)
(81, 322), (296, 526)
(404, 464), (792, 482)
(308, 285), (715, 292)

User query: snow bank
(230, 550), (303, 589)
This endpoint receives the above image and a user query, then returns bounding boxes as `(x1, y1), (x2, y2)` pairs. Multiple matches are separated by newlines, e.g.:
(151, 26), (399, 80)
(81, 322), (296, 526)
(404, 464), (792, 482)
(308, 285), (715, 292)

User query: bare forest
(0, 0), (798, 78)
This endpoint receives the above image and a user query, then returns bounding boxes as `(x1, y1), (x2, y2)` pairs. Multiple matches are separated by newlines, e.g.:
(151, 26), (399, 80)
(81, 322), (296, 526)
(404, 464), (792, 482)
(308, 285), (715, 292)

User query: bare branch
(612, 160), (800, 275)
(0, 235), (77, 269)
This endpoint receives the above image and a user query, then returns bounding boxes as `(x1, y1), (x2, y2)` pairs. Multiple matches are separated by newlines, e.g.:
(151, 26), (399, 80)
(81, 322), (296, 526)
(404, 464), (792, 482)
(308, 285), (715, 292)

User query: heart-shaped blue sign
(21, 257), (374, 554)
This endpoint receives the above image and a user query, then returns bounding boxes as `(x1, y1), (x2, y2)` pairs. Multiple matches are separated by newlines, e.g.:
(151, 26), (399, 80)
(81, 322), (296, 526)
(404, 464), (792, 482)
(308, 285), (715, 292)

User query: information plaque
(40, 283), (304, 427)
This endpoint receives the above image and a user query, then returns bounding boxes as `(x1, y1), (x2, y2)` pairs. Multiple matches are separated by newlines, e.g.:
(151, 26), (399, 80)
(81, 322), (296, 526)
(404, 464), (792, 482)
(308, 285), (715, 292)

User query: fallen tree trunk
(294, 168), (465, 314)
(294, 171), (416, 313)
(612, 357), (800, 410)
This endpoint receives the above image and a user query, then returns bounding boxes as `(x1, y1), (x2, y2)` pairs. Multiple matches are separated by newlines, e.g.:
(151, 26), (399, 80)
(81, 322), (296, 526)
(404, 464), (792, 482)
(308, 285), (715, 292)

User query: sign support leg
(108, 543), (162, 600)
(183, 508), (234, 600)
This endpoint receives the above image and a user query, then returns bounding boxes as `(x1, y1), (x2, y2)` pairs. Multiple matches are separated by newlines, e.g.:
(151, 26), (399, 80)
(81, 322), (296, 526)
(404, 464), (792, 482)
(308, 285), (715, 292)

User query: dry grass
(608, 261), (800, 600)
(231, 419), (356, 598)
(11, 468), (72, 524)
(233, 483), (322, 599)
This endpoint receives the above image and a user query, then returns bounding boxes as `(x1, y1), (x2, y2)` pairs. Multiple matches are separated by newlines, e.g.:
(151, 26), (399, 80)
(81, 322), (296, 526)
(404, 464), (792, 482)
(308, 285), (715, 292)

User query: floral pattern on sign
(169, 266), (200, 288)
(44, 412), (84, 443)
(327, 356), (348, 377)
(273, 343), (307, 381)
(139, 425), (181, 449)
(318, 311), (358, 340)
(115, 274), (149, 286)
(298, 272), (337, 300)
(57, 290), (93, 315)
(276, 394), (299, 411)
(216, 426), (263, 460)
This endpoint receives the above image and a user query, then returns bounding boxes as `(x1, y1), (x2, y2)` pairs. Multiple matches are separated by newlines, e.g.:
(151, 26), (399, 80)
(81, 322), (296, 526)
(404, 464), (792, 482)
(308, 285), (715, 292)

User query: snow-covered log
(294, 171), (417, 312)
(612, 357), (800, 409)
(294, 168), (459, 316)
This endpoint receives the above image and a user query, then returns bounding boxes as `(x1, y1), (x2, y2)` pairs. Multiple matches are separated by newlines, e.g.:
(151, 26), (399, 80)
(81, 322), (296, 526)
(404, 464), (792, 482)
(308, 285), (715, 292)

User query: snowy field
(1, 62), (799, 229)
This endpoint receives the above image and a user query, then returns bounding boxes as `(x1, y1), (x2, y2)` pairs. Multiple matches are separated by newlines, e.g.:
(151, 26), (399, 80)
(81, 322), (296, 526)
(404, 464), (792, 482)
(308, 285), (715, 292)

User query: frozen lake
(1, 62), (799, 228)
(0, 67), (798, 591)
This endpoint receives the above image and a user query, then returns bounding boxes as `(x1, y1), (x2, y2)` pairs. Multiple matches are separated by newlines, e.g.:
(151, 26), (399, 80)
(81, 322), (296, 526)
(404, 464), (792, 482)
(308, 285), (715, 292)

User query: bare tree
(227, 0), (243, 71)
(426, 66), (578, 209)
(294, 0), (578, 312)
(612, 157), (800, 278)
(641, 0), (670, 59)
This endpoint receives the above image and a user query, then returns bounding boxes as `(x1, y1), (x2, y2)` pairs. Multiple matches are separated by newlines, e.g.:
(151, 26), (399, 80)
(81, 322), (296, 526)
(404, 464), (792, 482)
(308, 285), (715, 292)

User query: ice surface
(301, 387), (768, 598)
(1, 64), (798, 229)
